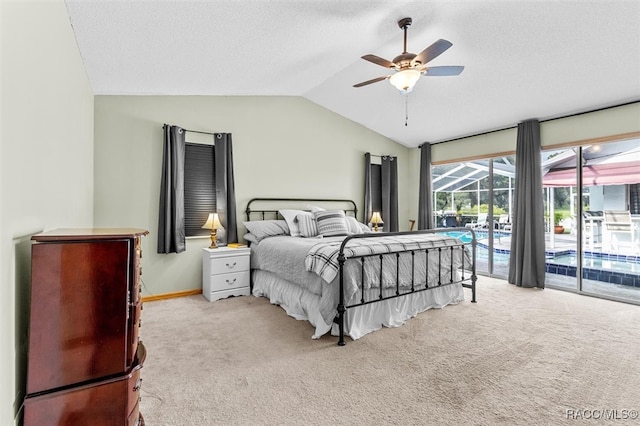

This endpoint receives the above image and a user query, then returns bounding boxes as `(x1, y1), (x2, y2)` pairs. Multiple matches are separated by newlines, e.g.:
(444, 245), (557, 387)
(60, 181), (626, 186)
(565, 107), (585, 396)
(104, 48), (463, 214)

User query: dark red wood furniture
(24, 229), (149, 426)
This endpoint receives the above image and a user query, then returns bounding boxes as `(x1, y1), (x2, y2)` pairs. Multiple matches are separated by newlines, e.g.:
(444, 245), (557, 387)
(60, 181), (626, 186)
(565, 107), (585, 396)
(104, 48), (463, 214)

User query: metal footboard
(335, 227), (477, 346)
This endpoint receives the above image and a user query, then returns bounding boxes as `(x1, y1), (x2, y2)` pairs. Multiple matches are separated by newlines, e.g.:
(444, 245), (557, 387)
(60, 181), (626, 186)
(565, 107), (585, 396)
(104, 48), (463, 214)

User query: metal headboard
(245, 198), (358, 221)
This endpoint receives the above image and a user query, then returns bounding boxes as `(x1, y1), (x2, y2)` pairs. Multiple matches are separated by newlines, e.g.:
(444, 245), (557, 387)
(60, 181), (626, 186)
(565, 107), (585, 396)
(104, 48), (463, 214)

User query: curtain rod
(431, 99), (640, 146)
(162, 125), (217, 136)
(184, 129), (216, 136)
(365, 153), (395, 158)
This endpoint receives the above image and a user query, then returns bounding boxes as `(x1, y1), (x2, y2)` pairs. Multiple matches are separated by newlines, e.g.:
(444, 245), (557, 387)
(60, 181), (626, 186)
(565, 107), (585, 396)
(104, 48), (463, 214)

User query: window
(184, 143), (216, 237)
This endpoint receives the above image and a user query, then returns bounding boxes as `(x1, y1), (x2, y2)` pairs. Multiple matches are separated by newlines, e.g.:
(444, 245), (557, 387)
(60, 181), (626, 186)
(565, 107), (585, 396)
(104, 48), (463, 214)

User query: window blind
(184, 143), (216, 237)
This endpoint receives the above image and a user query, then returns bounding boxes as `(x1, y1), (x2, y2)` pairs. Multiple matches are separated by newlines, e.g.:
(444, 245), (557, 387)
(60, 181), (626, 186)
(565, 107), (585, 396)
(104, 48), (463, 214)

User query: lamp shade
(202, 213), (223, 230)
(389, 69), (421, 93)
(370, 212), (383, 225)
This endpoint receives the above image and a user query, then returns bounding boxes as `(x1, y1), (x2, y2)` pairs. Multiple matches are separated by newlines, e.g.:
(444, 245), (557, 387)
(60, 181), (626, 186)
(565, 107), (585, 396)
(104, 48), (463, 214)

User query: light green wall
(94, 96), (411, 297)
(431, 128), (518, 163)
(1, 1), (94, 424)
(430, 103), (640, 163)
(540, 103), (640, 147)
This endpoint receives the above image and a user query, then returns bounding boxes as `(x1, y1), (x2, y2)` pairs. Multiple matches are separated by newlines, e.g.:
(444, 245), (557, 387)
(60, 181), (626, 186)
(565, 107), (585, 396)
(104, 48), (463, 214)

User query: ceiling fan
(354, 17), (464, 93)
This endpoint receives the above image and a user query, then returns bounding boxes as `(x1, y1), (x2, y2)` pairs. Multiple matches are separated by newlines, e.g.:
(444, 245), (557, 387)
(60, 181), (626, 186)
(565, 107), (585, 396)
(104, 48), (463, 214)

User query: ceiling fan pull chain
(405, 94), (409, 126)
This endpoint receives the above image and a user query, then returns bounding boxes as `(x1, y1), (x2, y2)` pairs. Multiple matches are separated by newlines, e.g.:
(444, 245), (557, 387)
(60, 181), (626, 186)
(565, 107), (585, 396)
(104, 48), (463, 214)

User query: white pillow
(345, 216), (364, 235)
(279, 209), (304, 237)
(243, 220), (290, 242)
(296, 212), (319, 237)
(306, 204), (326, 213)
(314, 210), (349, 237)
(359, 222), (373, 233)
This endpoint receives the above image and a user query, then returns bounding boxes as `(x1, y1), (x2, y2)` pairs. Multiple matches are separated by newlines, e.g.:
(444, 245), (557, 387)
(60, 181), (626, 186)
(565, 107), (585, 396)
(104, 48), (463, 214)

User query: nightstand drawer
(209, 270), (250, 292)
(210, 255), (250, 274)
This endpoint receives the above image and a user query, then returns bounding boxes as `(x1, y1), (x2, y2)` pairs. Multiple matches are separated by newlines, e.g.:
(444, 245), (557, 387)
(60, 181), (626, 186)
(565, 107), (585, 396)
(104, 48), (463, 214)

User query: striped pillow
(314, 210), (349, 237)
(296, 212), (319, 237)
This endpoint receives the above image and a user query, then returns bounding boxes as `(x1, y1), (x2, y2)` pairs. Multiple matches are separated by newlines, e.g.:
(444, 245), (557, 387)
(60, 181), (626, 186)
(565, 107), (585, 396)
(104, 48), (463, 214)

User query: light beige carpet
(139, 277), (640, 425)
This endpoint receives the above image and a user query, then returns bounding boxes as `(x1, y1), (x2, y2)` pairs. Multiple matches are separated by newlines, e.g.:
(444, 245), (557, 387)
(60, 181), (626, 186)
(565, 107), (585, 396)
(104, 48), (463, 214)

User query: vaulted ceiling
(65, 1), (640, 147)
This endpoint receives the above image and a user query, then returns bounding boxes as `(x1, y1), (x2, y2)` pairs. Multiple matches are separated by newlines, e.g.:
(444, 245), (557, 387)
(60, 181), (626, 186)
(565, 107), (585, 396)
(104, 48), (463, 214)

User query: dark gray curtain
(214, 133), (238, 244)
(157, 124), (186, 254)
(364, 153), (373, 224)
(508, 119), (546, 288)
(418, 144), (434, 229)
(381, 156), (399, 232)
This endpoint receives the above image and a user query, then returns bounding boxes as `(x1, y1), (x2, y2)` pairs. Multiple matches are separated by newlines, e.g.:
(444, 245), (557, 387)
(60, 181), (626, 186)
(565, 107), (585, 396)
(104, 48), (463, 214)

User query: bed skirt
(251, 269), (464, 341)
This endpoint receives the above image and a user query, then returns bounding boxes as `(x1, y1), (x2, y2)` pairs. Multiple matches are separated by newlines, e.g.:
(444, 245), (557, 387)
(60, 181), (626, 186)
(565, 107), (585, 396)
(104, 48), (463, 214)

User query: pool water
(551, 254), (640, 275)
(444, 230), (640, 287)
(445, 230), (510, 244)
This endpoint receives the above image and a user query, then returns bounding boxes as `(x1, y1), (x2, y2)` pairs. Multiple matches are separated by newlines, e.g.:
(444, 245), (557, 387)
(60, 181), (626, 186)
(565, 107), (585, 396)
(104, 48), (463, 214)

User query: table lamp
(370, 212), (383, 232)
(202, 213), (223, 248)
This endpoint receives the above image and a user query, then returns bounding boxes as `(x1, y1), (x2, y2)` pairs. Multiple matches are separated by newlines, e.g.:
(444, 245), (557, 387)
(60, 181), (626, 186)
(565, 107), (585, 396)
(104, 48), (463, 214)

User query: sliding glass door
(432, 155), (515, 278)
(432, 138), (639, 304)
(542, 139), (640, 303)
(542, 148), (578, 291)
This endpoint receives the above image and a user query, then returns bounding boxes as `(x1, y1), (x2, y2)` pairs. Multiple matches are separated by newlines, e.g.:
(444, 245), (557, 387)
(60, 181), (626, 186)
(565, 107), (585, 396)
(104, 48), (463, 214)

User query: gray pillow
(314, 210), (349, 237)
(243, 220), (290, 243)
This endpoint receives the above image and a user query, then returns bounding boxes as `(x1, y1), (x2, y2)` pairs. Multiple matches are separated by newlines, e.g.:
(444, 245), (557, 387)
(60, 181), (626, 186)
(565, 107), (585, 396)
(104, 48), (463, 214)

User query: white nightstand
(202, 246), (251, 302)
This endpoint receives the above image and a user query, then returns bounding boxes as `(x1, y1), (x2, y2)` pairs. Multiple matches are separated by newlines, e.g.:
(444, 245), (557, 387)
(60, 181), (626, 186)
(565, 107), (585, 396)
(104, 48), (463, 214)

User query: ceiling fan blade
(361, 54), (396, 69)
(424, 65), (465, 76)
(353, 76), (390, 88)
(412, 39), (453, 66)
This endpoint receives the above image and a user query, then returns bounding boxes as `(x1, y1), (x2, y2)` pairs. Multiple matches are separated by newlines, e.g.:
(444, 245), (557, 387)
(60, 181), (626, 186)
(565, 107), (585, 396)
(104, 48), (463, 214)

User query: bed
(244, 198), (477, 346)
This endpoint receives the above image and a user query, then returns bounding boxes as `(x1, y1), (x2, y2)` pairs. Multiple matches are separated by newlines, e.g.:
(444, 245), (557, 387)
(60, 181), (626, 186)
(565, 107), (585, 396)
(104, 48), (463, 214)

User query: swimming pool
(444, 230), (640, 287)
(445, 230), (510, 244)
(547, 252), (640, 287)
(551, 253), (640, 274)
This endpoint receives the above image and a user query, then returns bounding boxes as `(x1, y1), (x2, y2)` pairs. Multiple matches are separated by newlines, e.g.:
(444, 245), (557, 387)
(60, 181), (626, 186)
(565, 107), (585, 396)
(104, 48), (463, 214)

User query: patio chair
(583, 211), (603, 249)
(603, 210), (635, 253)
(498, 214), (510, 230)
(465, 213), (488, 229)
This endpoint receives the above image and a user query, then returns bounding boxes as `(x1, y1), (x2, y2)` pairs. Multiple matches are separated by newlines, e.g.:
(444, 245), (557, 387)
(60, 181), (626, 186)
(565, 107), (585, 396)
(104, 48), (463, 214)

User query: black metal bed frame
(245, 197), (358, 221)
(245, 198), (477, 346)
(335, 228), (476, 346)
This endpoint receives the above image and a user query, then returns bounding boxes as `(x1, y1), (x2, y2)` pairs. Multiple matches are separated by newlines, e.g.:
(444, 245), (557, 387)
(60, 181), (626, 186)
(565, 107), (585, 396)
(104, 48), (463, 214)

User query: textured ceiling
(65, 0), (640, 147)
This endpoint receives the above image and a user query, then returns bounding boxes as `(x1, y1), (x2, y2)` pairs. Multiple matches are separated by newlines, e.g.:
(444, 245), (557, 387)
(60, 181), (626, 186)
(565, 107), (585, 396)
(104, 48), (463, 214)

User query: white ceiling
(65, 0), (640, 147)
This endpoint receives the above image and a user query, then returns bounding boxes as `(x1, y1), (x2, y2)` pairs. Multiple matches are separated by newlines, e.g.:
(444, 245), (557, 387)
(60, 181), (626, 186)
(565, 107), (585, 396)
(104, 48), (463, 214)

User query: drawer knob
(226, 278), (237, 285)
(133, 377), (143, 392)
(225, 262), (237, 268)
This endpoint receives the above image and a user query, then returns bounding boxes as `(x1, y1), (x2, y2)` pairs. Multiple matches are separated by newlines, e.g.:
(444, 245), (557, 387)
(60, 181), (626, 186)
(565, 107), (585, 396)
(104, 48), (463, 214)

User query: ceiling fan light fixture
(389, 69), (421, 93)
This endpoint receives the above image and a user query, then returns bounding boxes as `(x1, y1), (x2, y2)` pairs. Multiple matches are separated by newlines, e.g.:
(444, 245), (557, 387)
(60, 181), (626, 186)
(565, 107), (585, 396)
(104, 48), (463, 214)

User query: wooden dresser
(24, 228), (149, 426)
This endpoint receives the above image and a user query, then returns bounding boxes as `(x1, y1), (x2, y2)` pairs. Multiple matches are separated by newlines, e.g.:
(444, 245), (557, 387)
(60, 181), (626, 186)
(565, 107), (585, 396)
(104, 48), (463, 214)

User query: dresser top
(32, 228), (149, 242)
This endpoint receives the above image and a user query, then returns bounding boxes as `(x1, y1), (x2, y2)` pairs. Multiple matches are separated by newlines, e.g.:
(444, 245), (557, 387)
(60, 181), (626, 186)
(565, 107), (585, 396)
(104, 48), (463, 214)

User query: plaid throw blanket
(304, 234), (468, 283)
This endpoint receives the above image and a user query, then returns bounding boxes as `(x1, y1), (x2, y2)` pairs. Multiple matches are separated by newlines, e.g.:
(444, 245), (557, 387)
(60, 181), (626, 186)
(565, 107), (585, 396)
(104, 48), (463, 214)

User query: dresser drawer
(127, 301), (142, 367)
(24, 350), (144, 426)
(210, 254), (250, 274)
(127, 401), (141, 426)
